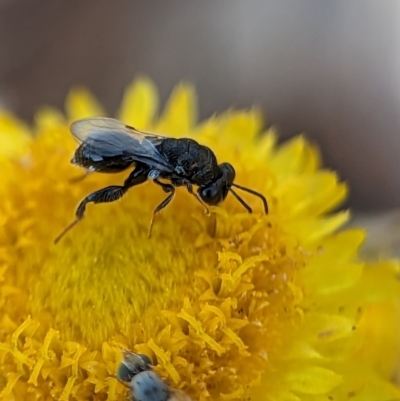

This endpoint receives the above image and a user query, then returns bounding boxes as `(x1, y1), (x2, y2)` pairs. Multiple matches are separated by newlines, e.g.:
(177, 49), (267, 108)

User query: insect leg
(77, 166), (150, 220)
(148, 180), (175, 238)
(54, 166), (149, 244)
(182, 180), (210, 215)
(54, 186), (129, 244)
(123, 166), (150, 187)
(192, 192), (211, 215)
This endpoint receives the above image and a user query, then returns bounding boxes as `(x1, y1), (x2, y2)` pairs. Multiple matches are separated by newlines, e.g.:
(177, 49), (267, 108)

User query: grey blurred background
(1, 0), (400, 222)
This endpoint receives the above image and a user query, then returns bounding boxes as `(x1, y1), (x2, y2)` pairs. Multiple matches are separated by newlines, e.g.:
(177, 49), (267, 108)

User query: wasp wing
(70, 117), (173, 172)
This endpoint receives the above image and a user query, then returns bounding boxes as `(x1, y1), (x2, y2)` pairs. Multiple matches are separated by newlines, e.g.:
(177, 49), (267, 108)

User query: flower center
(27, 184), (206, 348)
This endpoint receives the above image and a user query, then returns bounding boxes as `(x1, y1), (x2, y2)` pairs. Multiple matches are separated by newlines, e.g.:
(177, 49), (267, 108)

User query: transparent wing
(71, 117), (169, 142)
(70, 117), (173, 172)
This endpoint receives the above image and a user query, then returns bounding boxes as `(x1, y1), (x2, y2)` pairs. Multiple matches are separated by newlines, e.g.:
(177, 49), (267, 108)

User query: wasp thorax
(129, 371), (170, 401)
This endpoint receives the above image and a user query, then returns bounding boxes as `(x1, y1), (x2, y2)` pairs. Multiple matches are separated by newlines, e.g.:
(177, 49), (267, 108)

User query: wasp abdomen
(72, 145), (133, 173)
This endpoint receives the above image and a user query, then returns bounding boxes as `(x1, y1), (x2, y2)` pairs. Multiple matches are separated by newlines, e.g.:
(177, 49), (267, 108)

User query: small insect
(117, 349), (191, 401)
(54, 117), (268, 243)
(117, 349), (153, 383)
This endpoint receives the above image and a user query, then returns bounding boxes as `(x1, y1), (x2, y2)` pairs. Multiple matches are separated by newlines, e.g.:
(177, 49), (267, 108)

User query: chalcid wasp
(54, 117), (268, 243)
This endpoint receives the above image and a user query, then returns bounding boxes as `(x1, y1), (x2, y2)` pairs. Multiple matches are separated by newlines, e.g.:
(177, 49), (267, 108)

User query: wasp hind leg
(54, 166), (149, 244)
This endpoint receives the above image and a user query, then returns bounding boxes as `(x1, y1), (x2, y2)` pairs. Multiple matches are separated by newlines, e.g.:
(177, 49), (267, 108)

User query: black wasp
(54, 117), (268, 244)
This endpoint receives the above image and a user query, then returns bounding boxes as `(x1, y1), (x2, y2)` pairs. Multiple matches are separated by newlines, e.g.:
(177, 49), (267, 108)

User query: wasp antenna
(229, 189), (252, 213)
(231, 183), (268, 214)
(54, 219), (80, 244)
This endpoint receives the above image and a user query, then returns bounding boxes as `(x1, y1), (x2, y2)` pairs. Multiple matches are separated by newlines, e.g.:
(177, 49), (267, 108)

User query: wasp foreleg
(148, 180), (176, 238)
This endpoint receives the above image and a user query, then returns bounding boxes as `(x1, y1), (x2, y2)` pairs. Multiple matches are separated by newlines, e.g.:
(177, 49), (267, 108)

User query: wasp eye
(199, 184), (225, 205)
(203, 187), (215, 199)
(117, 362), (134, 382)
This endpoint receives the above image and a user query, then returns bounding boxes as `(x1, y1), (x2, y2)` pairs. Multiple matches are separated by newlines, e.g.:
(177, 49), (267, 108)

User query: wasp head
(198, 163), (236, 206)
(117, 351), (152, 383)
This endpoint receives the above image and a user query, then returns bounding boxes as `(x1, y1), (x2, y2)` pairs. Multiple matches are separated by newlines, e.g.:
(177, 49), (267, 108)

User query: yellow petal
(356, 300), (400, 379)
(218, 108), (264, 142)
(282, 341), (324, 361)
(269, 136), (320, 176)
(65, 86), (106, 121)
(300, 230), (365, 295)
(118, 76), (159, 130)
(315, 261), (400, 313)
(329, 361), (400, 401)
(250, 379), (302, 401)
(301, 141), (321, 173)
(302, 313), (355, 342)
(154, 82), (197, 136)
(34, 106), (65, 130)
(255, 129), (278, 160)
(347, 376), (400, 401)
(352, 261), (400, 304)
(277, 172), (348, 218)
(285, 366), (342, 394)
(285, 211), (350, 245)
(0, 110), (31, 158)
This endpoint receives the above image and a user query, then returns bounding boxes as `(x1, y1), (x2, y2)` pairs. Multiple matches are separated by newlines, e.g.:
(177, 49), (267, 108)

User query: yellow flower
(0, 76), (400, 401)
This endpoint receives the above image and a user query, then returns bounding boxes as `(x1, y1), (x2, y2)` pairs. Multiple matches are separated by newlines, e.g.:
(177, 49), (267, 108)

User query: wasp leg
(148, 180), (175, 238)
(54, 166), (149, 244)
(183, 180), (210, 216)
